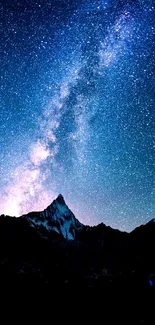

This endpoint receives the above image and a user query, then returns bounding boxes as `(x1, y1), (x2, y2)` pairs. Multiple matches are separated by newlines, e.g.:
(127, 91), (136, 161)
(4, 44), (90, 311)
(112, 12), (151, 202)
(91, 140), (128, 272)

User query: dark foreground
(0, 211), (155, 322)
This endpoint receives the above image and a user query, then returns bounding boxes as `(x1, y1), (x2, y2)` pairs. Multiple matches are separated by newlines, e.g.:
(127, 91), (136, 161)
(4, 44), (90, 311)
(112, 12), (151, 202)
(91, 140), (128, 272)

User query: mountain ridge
(21, 194), (84, 240)
(1, 193), (155, 238)
(0, 194), (155, 295)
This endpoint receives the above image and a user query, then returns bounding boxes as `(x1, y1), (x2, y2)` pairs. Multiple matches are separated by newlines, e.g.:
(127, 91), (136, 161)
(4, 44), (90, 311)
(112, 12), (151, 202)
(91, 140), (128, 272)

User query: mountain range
(0, 194), (155, 295)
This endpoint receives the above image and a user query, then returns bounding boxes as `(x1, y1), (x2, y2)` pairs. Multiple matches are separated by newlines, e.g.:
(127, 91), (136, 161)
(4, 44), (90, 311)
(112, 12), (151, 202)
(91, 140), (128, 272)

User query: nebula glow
(1, 0), (155, 231)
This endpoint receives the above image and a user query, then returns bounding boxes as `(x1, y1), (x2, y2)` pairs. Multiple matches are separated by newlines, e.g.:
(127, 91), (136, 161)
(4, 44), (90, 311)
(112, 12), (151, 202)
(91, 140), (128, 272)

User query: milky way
(1, 0), (155, 231)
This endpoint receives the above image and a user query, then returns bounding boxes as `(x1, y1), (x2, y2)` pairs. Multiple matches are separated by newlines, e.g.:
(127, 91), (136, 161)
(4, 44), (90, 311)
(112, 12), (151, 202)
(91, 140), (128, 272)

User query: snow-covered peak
(24, 195), (84, 240)
(46, 194), (69, 217)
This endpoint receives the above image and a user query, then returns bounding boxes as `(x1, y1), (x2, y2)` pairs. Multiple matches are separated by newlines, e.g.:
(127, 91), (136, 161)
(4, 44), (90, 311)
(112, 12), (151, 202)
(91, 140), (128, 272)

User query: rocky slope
(22, 194), (84, 240)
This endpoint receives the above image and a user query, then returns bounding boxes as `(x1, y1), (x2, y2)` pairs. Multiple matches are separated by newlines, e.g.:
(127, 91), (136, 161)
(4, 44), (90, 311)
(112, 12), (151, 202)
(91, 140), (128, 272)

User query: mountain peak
(24, 194), (84, 240)
(55, 194), (65, 205)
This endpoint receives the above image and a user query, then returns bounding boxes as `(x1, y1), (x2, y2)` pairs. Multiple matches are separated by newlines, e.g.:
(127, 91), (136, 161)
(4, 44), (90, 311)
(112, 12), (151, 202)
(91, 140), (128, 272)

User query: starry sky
(0, 0), (155, 231)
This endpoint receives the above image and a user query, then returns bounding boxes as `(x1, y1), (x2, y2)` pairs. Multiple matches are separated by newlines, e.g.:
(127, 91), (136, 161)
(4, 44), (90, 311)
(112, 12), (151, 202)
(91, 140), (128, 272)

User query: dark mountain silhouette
(0, 194), (155, 321)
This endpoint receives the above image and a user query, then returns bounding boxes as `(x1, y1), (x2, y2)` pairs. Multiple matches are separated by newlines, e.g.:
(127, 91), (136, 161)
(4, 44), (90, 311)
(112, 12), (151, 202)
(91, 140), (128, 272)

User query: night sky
(0, 0), (155, 231)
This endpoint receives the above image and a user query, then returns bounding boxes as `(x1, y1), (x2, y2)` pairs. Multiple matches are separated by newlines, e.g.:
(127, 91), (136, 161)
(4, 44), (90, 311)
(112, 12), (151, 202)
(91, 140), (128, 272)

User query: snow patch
(55, 201), (69, 214)
(28, 218), (51, 231)
(60, 220), (74, 240)
(52, 226), (60, 234)
(26, 195), (84, 239)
